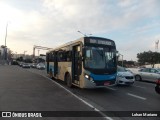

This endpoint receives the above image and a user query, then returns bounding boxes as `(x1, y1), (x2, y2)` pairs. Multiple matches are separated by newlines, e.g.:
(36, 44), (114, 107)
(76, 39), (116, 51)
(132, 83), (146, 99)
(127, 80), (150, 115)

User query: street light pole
(77, 31), (93, 37)
(5, 22), (8, 47)
(77, 31), (87, 37)
(4, 22), (8, 61)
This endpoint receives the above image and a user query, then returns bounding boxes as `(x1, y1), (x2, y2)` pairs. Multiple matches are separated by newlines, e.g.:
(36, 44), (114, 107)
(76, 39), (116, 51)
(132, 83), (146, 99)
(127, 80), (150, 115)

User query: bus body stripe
(90, 73), (116, 81)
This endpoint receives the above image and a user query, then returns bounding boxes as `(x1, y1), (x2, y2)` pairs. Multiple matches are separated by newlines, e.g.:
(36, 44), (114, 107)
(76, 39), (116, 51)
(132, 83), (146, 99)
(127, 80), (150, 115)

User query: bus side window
(86, 50), (91, 59)
(49, 53), (52, 61)
(52, 52), (55, 62)
(57, 52), (61, 62)
(66, 51), (71, 62)
(58, 51), (67, 62)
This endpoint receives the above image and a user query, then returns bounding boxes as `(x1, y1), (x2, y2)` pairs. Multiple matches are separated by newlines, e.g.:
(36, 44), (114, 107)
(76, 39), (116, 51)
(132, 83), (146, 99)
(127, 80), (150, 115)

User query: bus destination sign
(86, 39), (114, 46)
(88, 39), (114, 46)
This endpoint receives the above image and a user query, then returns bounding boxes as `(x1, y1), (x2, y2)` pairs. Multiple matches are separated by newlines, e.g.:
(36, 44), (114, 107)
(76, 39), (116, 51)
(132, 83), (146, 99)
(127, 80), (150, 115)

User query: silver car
(36, 63), (45, 70)
(135, 68), (160, 82)
(116, 66), (135, 85)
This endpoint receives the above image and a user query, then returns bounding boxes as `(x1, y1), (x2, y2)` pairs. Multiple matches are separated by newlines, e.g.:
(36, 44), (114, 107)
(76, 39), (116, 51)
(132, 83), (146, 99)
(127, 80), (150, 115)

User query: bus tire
(66, 73), (72, 88)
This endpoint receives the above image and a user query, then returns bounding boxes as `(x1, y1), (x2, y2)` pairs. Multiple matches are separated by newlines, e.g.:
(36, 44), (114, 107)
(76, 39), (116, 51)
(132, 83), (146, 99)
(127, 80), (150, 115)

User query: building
(0, 45), (12, 65)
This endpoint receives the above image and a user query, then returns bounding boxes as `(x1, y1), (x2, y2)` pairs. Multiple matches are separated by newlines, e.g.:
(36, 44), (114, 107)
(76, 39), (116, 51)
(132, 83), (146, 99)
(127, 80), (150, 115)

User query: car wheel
(135, 75), (142, 81)
(66, 74), (72, 88)
(155, 85), (160, 94)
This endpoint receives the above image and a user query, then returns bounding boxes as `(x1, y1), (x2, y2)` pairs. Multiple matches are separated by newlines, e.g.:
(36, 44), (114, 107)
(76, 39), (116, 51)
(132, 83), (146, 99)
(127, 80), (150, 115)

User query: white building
(0, 45), (12, 65)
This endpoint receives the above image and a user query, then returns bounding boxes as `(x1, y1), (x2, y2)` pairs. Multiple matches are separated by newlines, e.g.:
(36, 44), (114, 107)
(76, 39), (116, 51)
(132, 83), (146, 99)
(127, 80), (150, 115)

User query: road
(0, 65), (160, 120)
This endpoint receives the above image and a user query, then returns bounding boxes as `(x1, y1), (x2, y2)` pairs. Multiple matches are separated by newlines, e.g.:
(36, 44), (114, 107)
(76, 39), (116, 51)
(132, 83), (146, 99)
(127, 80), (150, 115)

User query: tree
(16, 56), (23, 62)
(137, 51), (160, 67)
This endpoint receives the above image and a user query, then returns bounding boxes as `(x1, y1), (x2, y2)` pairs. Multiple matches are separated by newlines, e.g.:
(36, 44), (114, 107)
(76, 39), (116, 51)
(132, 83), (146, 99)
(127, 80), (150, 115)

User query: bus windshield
(84, 46), (116, 69)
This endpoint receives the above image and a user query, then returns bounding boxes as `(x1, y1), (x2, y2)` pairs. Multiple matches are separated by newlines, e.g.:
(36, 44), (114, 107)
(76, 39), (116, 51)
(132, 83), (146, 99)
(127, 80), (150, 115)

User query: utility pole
(4, 22), (8, 61)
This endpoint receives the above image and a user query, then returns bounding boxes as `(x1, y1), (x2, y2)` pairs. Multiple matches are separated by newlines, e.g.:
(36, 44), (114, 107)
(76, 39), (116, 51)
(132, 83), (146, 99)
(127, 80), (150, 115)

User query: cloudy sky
(0, 0), (160, 61)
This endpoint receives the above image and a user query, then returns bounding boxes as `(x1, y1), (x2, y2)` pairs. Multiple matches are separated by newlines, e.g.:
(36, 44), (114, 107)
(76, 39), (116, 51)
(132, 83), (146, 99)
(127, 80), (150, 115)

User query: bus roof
(47, 36), (115, 53)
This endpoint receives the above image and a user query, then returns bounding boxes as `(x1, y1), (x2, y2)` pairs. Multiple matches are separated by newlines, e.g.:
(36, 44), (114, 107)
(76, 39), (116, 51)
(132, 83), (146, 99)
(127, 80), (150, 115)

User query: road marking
(42, 76), (113, 120)
(133, 85), (146, 89)
(127, 93), (146, 100)
(27, 70), (116, 119)
(105, 87), (117, 91)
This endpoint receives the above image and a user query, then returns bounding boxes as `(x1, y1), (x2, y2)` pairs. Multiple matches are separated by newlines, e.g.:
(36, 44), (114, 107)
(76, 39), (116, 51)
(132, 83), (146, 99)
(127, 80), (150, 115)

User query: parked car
(36, 63), (45, 70)
(116, 66), (135, 85)
(19, 62), (24, 67)
(22, 63), (30, 68)
(135, 68), (160, 82)
(11, 60), (19, 65)
(155, 79), (160, 94)
(31, 63), (37, 68)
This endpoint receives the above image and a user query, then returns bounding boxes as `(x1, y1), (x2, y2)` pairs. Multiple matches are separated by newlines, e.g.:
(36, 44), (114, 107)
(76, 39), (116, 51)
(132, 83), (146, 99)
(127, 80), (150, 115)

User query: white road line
(133, 85), (146, 89)
(127, 93), (147, 100)
(105, 87), (117, 91)
(42, 75), (113, 120)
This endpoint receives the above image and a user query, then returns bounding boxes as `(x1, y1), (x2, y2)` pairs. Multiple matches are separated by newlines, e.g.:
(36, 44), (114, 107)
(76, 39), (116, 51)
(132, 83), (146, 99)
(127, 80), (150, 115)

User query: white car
(116, 66), (135, 85)
(22, 63), (30, 68)
(36, 63), (45, 70)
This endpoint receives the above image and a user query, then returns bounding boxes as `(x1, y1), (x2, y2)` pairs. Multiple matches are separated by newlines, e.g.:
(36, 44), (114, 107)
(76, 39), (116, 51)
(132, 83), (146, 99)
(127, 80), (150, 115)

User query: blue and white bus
(46, 37), (117, 88)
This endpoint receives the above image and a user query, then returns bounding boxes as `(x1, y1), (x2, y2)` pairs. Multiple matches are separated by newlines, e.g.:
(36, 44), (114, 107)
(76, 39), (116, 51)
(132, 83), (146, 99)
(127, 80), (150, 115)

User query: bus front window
(84, 47), (116, 69)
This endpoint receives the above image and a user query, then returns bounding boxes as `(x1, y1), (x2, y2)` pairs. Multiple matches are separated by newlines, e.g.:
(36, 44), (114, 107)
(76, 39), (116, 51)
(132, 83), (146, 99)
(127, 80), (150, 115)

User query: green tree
(16, 56), (23, 62)
(137, 51), (160, 67)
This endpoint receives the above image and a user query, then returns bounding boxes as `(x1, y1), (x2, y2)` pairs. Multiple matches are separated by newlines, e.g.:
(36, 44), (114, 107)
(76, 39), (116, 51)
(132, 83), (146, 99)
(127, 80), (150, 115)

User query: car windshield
(84, 46), (116, 69)
(117, 66), (127, 72)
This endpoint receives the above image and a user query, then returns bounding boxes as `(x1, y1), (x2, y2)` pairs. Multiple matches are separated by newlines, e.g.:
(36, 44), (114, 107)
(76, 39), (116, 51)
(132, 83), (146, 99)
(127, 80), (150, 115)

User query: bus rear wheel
(66, 74), (72, 88)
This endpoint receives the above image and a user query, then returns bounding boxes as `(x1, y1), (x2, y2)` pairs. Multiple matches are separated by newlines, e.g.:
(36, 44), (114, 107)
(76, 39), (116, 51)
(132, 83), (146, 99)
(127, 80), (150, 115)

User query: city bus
(46, 37), (117, 88)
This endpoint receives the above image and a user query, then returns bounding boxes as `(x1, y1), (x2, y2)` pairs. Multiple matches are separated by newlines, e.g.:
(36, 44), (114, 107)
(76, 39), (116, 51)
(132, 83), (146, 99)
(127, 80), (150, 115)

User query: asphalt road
(0, 66), (106, 120)
(0, 65), (160, 120)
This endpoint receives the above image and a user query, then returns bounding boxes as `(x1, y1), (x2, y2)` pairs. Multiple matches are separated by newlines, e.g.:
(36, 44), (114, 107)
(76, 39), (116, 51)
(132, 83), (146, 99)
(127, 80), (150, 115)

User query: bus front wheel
(66, 74), (72, 88)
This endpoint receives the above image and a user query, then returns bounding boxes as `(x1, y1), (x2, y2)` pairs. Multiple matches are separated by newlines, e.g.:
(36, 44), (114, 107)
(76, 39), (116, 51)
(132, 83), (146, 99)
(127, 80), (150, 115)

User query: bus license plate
(104, 82), (110, 86)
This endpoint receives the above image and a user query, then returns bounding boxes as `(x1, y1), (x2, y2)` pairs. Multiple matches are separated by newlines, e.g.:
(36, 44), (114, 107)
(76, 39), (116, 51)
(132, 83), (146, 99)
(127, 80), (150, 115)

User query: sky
(0, 0), (160, 61)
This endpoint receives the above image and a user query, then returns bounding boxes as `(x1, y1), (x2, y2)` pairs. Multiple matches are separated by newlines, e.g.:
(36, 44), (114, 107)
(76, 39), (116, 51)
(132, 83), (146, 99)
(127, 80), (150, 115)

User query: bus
(46, 37), (117, 88)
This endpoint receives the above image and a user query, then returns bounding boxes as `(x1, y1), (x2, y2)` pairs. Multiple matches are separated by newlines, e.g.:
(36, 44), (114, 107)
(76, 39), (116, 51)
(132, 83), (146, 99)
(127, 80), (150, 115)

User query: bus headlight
(85, 74), (89, 79)
(84, 74), (94, 81)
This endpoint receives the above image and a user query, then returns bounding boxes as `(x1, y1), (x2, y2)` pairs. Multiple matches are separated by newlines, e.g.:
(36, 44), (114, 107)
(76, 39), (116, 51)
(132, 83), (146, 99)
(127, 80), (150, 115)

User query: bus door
(54, 52), (58, 77)
(72, 45), (82, 84)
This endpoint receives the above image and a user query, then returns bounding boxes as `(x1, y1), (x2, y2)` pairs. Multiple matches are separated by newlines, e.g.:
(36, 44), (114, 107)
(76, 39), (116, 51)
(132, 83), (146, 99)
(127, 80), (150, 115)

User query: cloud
(0, 0), (160, 59)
